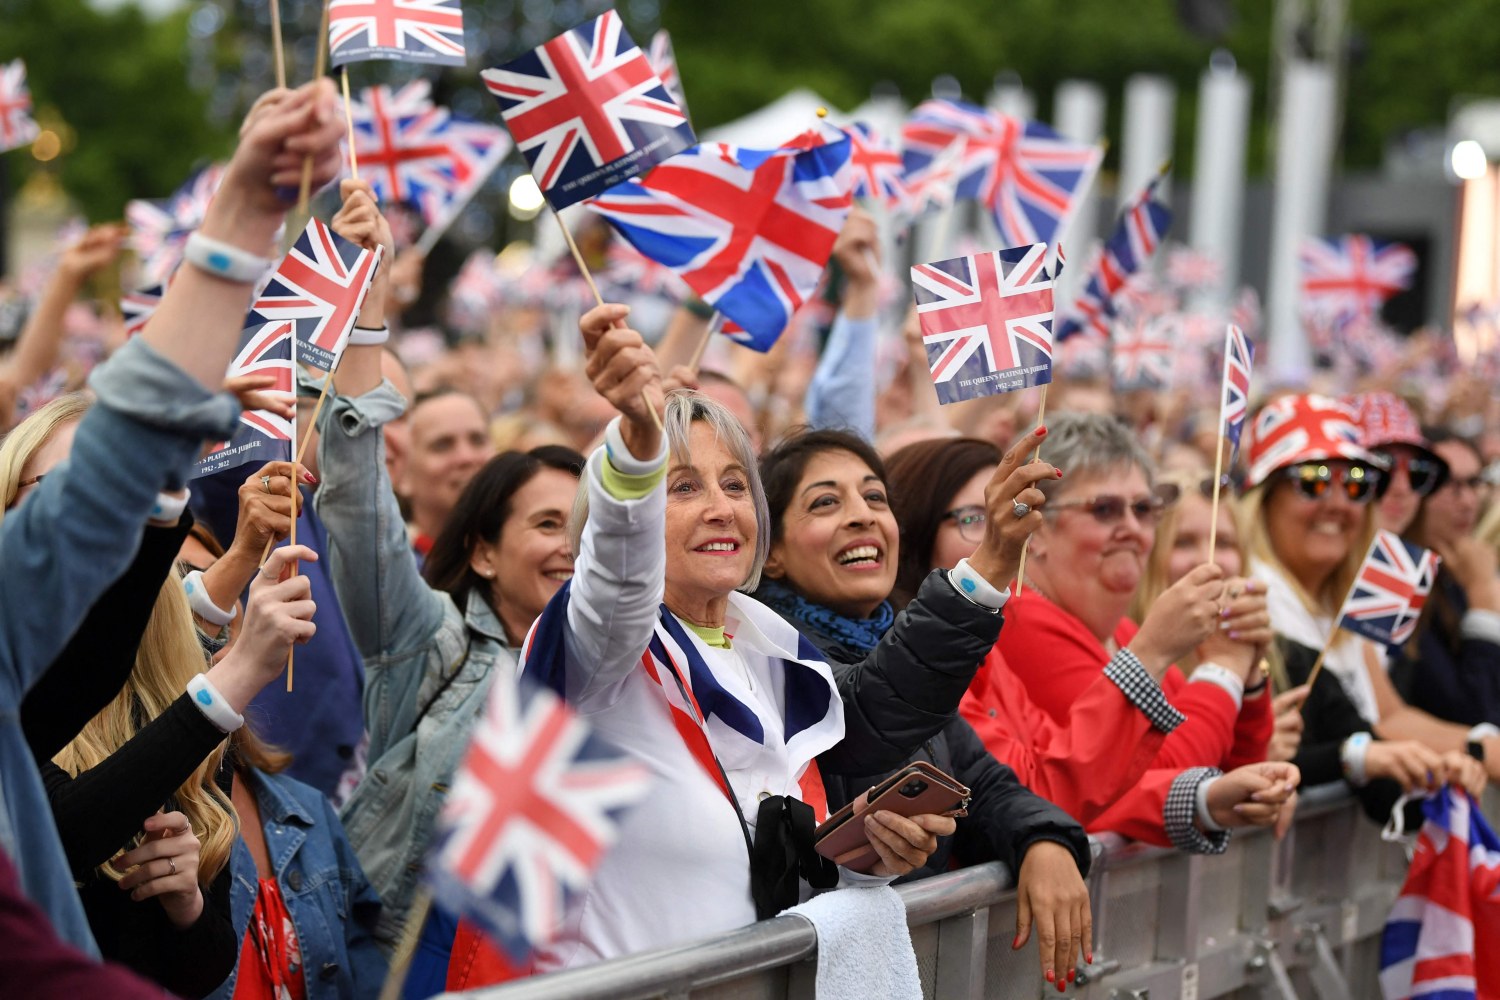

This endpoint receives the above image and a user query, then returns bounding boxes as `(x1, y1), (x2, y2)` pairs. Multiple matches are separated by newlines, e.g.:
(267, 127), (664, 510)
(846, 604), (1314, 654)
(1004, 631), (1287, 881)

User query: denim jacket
(315, 381), (517, 949)
(207, 769), (386, 999)
(0, 338), (239, 954)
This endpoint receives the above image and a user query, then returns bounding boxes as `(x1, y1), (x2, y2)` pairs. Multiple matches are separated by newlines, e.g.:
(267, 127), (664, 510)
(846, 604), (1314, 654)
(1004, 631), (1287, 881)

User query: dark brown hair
(884, 437), (1002, 608)
(422, 445), (585, 617)
(759, 428), (888, 545)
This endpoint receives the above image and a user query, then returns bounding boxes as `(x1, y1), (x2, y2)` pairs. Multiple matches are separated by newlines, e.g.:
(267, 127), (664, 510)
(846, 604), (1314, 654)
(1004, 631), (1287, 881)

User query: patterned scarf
(754, 577), (894, 660)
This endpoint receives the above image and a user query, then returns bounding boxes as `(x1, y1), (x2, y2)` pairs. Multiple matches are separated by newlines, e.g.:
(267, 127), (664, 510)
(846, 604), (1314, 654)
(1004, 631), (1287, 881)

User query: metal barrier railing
(448, 784), (1479, 1000)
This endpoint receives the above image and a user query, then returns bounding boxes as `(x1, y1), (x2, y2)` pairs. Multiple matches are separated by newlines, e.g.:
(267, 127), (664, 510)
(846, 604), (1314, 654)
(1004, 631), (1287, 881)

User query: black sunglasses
(1280, 462), (1385, 504)
(1376, 451), (1449, 498)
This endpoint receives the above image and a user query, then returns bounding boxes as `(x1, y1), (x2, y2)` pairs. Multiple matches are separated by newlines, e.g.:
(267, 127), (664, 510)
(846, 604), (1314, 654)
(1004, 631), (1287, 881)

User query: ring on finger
(261, 475), (272, 494)
(1012, 499), (1032, 519)
(167, 857), (177, 876)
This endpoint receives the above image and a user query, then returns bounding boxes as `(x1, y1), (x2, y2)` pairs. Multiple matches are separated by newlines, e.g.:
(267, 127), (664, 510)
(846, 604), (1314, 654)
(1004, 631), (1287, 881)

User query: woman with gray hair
(518, 304), (952, 971)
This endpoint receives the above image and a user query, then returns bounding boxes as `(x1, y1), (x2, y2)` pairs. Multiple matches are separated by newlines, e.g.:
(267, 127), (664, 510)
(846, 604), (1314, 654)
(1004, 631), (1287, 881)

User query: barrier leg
(1245, 939), (1300, 1000)
(933, 908), (989, 1000)
(1295, 924), (1352, 1000)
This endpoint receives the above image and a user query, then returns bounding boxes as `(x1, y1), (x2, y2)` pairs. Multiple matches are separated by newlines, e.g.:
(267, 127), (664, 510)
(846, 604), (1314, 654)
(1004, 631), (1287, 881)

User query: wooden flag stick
(1299, 630), (1338, 711)
(1206, 426), (1228, 564)
(269, 0), (287, 90)
(1012, 383), (1049, 596)
(296, 0), (333, 216)
(341, 68), (359, 179)
(553, 207), (663, 432)
(686, 319), (713, 373)
(378, 888), (433, 1000)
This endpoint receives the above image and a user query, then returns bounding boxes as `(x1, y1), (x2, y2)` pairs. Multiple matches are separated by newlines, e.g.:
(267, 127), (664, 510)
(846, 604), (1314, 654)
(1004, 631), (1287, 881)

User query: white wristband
(947, 558), (1010, 612)
(1189, 663), (1245, 710)
(1468, 723), (1500, 742)
(183, 232), (274, 284)
(1195, 776), (1226, 832)
(1341, 732), (1373, 786)
(148, 489), (190, 526)
(186, 674), (245, 734)
(182, 570), (235, 627)
(348, 325), (390, 346)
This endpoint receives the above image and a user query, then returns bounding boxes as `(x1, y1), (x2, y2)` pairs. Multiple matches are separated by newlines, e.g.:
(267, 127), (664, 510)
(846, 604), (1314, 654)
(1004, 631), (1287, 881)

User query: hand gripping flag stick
(1012, 385), (1048, 597)
(296, 0), (333, 216)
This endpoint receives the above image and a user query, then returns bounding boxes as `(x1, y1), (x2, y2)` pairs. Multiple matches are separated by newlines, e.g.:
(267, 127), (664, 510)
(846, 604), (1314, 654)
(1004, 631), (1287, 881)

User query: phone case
(812, 761), (971, 873)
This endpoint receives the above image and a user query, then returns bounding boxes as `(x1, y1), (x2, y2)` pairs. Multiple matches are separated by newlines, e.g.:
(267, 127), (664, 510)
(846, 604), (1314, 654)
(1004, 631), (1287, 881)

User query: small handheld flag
(482, 10), (694, 210)
(193, 320), (295, 479)
(328, 0), (466, 68)
(248, 218), (381, 373)
(1219, 323), (1254, 455)
(911, 242), (1056, 405)
(646, 29), (688, 122)
(844, 122), (908, 212)
(0, 59), (40, 154)
(1057, 172), (1173, 342)
(1111, 315), (1174, 392)
(1338, 530), (1441, 648)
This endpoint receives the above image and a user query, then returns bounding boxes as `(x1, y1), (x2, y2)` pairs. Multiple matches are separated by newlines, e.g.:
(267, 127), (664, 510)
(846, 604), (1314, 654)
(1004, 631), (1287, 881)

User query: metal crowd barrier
(450, 784), (1494, 1000)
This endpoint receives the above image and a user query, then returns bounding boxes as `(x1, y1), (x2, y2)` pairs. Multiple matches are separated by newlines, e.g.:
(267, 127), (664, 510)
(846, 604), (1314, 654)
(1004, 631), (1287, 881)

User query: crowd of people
(1, 78), (1499, 998)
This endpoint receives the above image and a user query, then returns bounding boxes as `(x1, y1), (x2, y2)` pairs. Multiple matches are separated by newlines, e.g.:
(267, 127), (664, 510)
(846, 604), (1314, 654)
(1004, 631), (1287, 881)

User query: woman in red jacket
(885, 433), (1298, 852)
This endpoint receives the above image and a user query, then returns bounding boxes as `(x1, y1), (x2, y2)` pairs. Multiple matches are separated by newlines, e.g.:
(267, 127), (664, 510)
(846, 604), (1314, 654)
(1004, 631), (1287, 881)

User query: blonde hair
(1479, 501), (1500, 555)
(53, 570), (238, 885)
(1130, 470), (1249, 622)
(0, 393), (92, 520)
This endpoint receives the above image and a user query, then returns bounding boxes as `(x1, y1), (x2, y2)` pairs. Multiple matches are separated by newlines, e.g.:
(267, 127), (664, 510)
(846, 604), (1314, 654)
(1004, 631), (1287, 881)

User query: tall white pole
(1266, 59), (1337, 381)
(1053, 80), (1107, 307)
(1120, 74), (1176, 209)
(1190, 54), (1252, 308)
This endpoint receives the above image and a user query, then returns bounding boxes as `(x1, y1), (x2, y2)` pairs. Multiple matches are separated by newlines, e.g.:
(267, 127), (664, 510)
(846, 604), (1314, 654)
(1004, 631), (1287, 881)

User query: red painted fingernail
(1086, 952), (1094, 965)
(1055, 469), (1063, 478)
(1012, 935), (1022, 950)
(1045, 970), (1055, 983)
(1057, 981), (1067, 994)
(1036, 425), (1047, 436)
(1068, 968), (1077, 982)
(302, 471), (318, 484)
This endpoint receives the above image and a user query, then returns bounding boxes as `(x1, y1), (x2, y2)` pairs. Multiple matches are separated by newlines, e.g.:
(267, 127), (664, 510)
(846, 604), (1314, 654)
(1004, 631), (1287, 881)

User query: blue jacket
(208, 769), (386, 999)
(0, 338), (239, 955)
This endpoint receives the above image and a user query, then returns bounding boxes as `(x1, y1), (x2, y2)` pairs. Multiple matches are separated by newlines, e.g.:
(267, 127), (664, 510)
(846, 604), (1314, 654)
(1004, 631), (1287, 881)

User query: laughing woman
(519, 305), (953, 971)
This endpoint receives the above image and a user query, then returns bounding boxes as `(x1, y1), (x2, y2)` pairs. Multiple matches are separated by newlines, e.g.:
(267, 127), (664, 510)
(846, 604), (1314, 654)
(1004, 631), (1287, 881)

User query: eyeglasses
(942, 504), (987, 543)
(1048, 489), (1172, 526)
(1376, 451), (1448, 497)
(1443, 474), (1488, 494)
(1280, 462), (1384, 504)
(1189, 475), (1236, 500)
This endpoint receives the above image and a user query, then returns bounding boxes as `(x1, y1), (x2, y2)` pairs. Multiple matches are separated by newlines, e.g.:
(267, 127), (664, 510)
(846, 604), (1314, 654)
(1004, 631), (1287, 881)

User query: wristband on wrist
(349, 325), (390, 346)
(1341, 732), (1372, 786)
(183, 232), (273, 284)
(148, 489), (190, 525)
(947, 558), (1010, 612)
(1194, 776), (1226, 832)
(1467, 724), (1499, 762)
(182, 570), (236, 627)
(186, 675), (245, 734)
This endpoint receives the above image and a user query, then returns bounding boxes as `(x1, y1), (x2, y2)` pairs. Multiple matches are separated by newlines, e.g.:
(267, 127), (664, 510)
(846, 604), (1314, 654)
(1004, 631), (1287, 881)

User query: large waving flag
(328, 0), (466, 68)
(248, 218), (381, 373)
(0, 59), (40, 154)
(844, 122), (907, 212)
(482, 10), (695, 209)
(911, 242), (1057, 405)
(1339, 530), (1441, 648)
(903, 137), (965, 218)
(902, 98), (1102, 249)
(588, 131), (854, 350)
(1379, 787), (1500, 999)
(646, 29), (688, 122)
(1057, 172), (1173, 341)
(194, 320), (294, 479)
(427, 667), (652, 966)
(1300, 234), (1417, 324)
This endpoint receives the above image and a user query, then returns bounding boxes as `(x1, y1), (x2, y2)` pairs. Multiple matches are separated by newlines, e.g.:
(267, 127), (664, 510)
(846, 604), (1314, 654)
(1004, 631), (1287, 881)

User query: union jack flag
(903, 137), (965, 218)
(347, 82), (451, 213)
(912, 242), (1056, 405)
(1300, 234), (1417, 324)
(1111, 314), (1174, 392)
(121, 281), (169, 338)
(1379, 787), (1500, 1000)
(126, 163), (225, 285)
(482, 11), (694, 209)
(844, 122), (907, 211)
(0, 59), (40, 154)
(328, 0), (465, 68)
(14, 368), (69, 420)
(415, 115), (511, 232)
(647, 29), (688, 122)
(1338, 530), (1438, 648)
(1057, 173), (1172, 341)
(604, 241), (687, 299)
(588, 133), (853, 351)
(428, 608), (651, 963)
(1394, 548), (1442, 647)
(1165, 245), (1223, 293)
(1219, 323), (1254, 454)
(249, 218), (381, 373)
(902, 98), (1102, 249)
(193, 320), (295, 479)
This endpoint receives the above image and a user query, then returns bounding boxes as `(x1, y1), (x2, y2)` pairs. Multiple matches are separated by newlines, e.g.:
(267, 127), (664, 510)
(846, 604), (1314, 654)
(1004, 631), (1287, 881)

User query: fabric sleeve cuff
(329, 378), (409, 436)
(1461, 609), (1500, 646)
(1105, 648), (1185, 733)
(1189, 663), (1245, 711)
(88, 337), (241, 441)
(603, 416), (669, 477)
(947, 558), (1010, 612)
(1165, 767), (1230, 855)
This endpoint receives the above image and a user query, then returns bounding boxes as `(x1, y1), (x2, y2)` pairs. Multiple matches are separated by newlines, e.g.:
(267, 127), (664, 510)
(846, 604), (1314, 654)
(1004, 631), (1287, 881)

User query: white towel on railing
(786, 885), (921, 1000)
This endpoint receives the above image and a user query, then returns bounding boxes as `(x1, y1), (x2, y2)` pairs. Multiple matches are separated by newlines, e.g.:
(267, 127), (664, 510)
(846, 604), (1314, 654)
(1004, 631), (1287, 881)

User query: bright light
(31, 130), (60, 162)
(508, 174), (545, 219)
(1452, 139), (1488, 181)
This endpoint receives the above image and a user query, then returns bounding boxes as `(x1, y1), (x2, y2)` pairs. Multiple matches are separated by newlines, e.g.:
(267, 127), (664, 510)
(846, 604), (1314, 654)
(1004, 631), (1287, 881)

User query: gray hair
(1034, 411), (1154, 501)
(569, 389), (771, 592)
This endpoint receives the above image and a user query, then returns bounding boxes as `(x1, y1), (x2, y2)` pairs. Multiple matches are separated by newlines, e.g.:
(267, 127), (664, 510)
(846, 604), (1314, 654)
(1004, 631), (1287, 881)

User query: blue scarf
(754, 577), (894, 661)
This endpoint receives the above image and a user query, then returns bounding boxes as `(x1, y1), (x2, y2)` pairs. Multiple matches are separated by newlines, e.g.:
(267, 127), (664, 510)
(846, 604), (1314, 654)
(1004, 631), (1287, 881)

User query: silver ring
(1011, 499), (1031, 519)
(261, 475), (272, 494)
(167, 857), (177, 876)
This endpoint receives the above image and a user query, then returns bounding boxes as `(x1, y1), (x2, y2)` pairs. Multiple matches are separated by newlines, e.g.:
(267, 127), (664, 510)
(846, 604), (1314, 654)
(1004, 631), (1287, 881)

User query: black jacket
(1390, 568), (1500, 727)
(763, 570), (1091, 880)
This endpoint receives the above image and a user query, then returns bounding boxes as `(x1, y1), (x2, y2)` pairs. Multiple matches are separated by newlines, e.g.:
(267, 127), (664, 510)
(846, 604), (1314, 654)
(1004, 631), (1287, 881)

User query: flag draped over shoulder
(482, 10), (694, 210)
(588, 131), (854, 350)
(248, 218), (382, 373)
(1379, 787), (1500, 1000)
(911, 242), (1057, 405)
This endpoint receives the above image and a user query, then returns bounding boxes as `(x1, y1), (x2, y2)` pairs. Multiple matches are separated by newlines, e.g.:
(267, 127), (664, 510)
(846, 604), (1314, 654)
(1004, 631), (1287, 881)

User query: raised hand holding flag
(328, 0), (466, 67)
(0, 59), (40, 154)
(1207, 323), (1254, 562)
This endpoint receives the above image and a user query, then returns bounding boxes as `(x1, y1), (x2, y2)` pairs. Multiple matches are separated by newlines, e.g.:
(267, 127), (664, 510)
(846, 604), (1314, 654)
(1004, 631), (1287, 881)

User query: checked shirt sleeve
(1105, 648), (1186, 733)
(1165, 767), (1230, 855)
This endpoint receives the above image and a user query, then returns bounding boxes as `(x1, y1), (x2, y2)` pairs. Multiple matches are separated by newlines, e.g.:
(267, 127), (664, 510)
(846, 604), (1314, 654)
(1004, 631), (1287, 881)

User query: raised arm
(805, 208), (880, 440)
